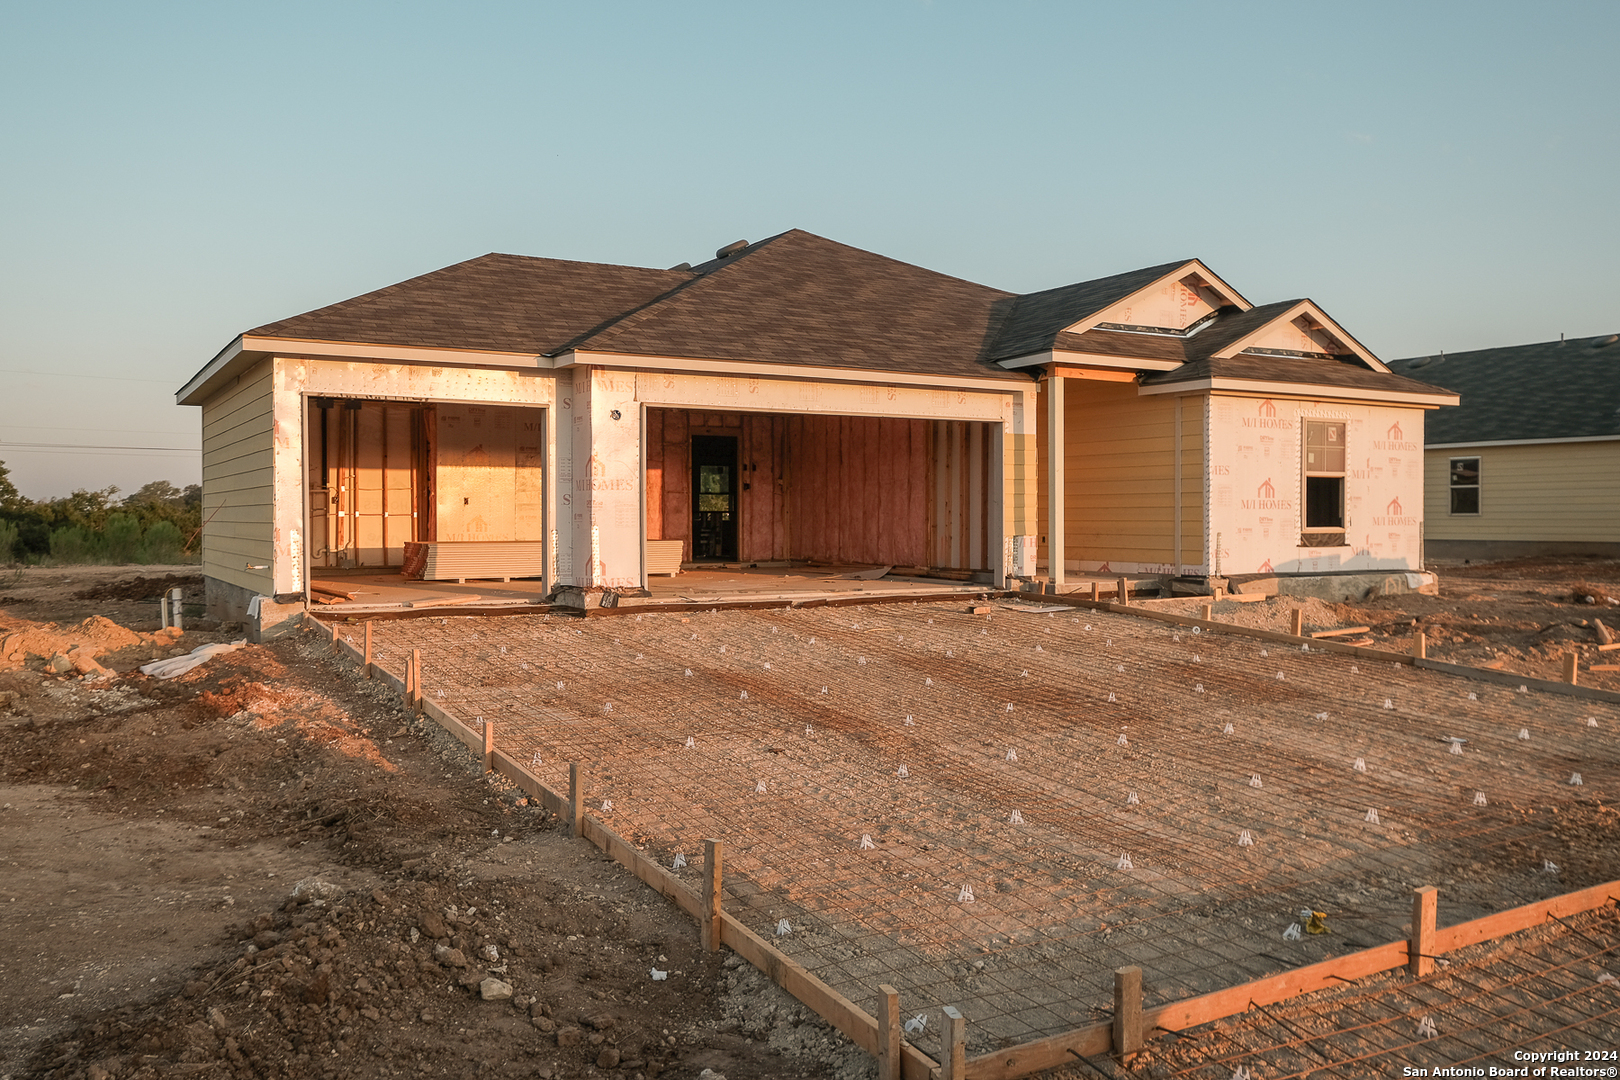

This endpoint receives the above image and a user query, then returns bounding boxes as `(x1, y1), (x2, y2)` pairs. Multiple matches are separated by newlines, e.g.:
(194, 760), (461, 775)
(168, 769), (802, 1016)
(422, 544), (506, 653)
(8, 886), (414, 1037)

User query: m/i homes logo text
(1241, 399), (1291, 430)
(1240, 478), (1293, 511)
(1373, 495), (1418, 526)
(1373, 419), (1417, 452)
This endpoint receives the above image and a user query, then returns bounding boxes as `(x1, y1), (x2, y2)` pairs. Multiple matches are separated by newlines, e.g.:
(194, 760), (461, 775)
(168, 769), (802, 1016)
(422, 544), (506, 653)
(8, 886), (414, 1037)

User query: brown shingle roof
(1142, 352), (1456, 397)
(249, 253), (694, 355)
(568, 230), (1024, 381)
(987, 260), (1194, 362)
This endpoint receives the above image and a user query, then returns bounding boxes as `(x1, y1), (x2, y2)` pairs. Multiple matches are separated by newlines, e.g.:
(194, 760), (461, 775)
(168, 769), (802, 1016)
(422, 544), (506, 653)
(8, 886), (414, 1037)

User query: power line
(0, 441), (199, 452)
(0, 367), (180, 384)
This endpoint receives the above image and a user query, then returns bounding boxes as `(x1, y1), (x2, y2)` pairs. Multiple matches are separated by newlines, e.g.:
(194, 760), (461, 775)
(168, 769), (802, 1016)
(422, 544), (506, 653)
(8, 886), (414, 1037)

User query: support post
(876, 984), (901, 1080)
(568, 762), (586, 840)
(1117, 576), (1129, 606)
(1114, 965), (1143, 1061)
(941, 1005), (965, 1080)
(1290, 609), (1304, 637)
(1199, 603), (1213, 622)
(403, 650), (414, 709)
(702, 839), (724, 953)
(411, 648), (422, 713)
(1046, 373), (1065, 590)
(1412, 632), (1426, 660)
(1410, 885), (1437, 977)
(1090, 581), (1100, 602)
(1565, 652), (1579, 685)
(363, 622), (373, 678)
(481, 718), (494, 773)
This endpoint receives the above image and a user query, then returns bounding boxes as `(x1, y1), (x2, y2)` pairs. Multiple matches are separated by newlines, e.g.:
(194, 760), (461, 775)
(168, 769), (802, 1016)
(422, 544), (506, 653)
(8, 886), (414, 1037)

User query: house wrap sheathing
(177, 231), (1455, 628)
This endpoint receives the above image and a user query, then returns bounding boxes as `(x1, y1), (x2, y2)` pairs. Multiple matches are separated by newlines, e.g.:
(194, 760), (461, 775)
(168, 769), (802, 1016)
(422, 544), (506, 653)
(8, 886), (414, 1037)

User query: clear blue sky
(2, 1), (1615, 499)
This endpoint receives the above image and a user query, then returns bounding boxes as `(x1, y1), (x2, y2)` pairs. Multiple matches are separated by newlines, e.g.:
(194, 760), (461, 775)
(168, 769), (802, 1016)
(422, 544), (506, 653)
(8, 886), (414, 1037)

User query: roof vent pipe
(715, 240), (748, 259)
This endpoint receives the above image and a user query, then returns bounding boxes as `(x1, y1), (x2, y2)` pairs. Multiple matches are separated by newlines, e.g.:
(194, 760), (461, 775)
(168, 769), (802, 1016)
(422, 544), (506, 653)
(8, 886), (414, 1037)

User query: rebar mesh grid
(1154, 906), (1620, 1078)
(353, 602), (1620, 1057)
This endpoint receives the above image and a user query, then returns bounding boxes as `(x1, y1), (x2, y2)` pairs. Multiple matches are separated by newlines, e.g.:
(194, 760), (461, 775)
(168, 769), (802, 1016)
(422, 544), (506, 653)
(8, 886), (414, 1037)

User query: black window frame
(1449, 456), (1480, 515)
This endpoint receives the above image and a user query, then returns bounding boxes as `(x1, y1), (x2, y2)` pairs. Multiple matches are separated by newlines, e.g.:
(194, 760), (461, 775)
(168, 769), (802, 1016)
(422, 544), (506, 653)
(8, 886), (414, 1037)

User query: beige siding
(200, 358), (274, 596)
(1423, 441), (1620, 543)
(1037, 379), (1195, 570)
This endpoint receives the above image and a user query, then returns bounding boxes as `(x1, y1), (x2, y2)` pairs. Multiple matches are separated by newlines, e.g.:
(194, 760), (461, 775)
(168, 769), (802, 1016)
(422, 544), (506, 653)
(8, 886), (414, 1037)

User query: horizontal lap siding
(1424, 442), (1620, 542)
(201, 359), (275, 596)
(1035, 380), (1180, 567)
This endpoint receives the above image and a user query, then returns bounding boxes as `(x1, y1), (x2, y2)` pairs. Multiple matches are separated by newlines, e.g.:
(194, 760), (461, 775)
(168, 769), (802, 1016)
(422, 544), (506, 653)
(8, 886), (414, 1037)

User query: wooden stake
(1290, 609), (1303, 637)
(568, 761), (585, 839)
(702, 839), (724, 953)
(1199, 603), (1212, 622)
(941, 1005), (966, 1080)
(411, 648), (422, 712)
(363, 622), (373, 678)
(876, 983), (901, 1080)
(1410, 886), (1437, 977)
(1117, 576), (1129, 606)
(403, 650), (414, 709)
(1090, 581), (1100, 602)
(481, 717), (494, 773)
(1565, 652), (1579, 685)
(1412, 632), (1426, 659)
(1113, 965), (1143, 1061)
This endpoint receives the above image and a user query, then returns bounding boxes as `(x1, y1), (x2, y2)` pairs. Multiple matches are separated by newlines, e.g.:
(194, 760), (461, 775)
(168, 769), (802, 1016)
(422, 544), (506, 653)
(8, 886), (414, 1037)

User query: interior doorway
(691, 435), (739, 561)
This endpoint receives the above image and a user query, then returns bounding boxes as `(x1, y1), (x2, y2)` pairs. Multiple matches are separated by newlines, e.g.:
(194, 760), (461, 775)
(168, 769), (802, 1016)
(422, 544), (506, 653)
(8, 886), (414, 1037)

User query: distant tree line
(0, 460), (202, 565)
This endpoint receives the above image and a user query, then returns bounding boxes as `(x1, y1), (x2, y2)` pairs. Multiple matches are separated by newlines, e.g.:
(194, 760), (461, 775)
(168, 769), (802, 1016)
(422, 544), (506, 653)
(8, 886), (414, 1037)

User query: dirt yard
(2, 557), (1618, 1080)
(0, 568), (858, 1080)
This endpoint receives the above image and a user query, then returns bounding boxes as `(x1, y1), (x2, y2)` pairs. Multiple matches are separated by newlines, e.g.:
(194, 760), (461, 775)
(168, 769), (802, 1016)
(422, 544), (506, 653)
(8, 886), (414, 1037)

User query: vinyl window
(1301, 420), (1346, 544)
(1449, 456), (1480, 514)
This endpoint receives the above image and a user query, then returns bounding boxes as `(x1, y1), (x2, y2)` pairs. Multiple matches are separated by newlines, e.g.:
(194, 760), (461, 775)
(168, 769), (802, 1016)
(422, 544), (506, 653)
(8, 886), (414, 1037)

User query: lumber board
(421, 698), (483, 755)
(1591, 664), (1620, 672)
(582, 815), (704, 921)
(489, 749), (566, 817)
(1599, 642), (1620, 652)
(962, 1020), (1111, 1079)
(1414, 657), (1620, 704)
(1432, 881), (1620, 953)
(1146, 940), (1410, 1034)
(719, 913), (939, 1080)
(1310, 626), (1371, 638)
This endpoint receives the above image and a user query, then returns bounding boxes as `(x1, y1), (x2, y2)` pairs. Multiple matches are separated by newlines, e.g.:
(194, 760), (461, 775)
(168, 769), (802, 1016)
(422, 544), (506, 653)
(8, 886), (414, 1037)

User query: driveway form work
(353, 601), (1620, 1061)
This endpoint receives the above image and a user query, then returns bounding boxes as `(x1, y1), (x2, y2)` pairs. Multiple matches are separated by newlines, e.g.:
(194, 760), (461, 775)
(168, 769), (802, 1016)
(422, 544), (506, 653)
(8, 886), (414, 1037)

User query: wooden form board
(318, 616), (1619, 1080)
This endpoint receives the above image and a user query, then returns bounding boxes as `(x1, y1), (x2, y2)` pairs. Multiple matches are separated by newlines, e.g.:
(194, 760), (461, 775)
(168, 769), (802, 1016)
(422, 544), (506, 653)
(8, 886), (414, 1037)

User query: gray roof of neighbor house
(1386, 334), (1620, 443)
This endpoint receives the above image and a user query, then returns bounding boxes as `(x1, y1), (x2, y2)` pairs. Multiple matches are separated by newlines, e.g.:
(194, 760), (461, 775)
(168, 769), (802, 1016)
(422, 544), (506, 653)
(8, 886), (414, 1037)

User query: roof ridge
(557, 232), (801, 355)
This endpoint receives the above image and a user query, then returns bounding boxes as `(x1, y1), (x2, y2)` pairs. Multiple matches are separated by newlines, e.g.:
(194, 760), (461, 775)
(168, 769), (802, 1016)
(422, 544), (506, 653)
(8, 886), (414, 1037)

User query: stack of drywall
(418, 541), (547, 581)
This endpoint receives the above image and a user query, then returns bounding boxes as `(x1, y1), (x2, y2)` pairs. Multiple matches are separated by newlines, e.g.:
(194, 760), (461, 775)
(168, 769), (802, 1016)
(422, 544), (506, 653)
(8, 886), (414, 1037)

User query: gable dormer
(1211, 300), (1388, 371)
(1073, 261), (1250, 338)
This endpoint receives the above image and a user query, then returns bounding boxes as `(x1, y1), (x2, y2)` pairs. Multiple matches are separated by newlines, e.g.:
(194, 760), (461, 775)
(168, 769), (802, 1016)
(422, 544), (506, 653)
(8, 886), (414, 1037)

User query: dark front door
(691, 435), (738, 561)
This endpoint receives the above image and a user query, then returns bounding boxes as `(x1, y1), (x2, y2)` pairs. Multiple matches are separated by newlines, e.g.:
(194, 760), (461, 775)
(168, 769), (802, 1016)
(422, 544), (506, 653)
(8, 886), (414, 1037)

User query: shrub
(139, 520), (185, 564)
(0, 519), (17, 564)
(102, 513), (142, 563)
(49, 525), (96, 564)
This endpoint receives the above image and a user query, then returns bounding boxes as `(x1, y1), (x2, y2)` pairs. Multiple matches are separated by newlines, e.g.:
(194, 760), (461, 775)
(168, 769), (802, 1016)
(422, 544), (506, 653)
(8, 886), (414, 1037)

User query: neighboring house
(1387, 334), (1620, 559)
(177, 230), (1456, 628)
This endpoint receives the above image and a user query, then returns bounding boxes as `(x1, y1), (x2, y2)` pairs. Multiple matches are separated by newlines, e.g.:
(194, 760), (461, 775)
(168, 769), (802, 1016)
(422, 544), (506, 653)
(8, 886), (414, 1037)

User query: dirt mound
(0, 612), (183, 672)
(72, 573), (201, 602)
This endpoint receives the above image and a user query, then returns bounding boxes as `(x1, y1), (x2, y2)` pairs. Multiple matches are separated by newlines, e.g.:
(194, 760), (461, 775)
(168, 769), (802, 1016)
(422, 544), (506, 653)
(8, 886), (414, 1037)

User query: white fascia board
(996, 349), (1180, 372)
(560, 349), (1030, 394)
(177, 335), (247, 406)
(1137, 376), (1459, 408)
(241, 335), (543, 368)
(1426, 434), (1620, 450)
(178, 335), (548, 406)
